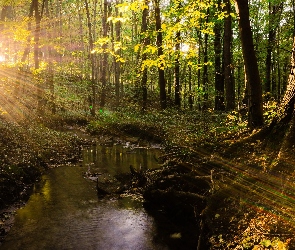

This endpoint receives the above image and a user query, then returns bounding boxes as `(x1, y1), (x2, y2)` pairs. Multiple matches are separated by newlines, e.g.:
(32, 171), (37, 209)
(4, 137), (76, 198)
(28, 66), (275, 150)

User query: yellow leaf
(134, 44), (141, 52)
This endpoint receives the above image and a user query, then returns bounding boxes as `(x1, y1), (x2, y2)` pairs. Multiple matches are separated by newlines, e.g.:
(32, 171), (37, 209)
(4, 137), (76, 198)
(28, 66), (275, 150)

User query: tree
(202, 8), (210, 109)
(224, 0), (234, 111)
(174, 28), (181, 108)
(85, 0), (96, 116)
(265, 1), (283, 96)
(214, 0), (225, 111)
(44, 0), (56, 114)
(174, 1), (181, 108)
(153, 0), (166, 109)
(100, 0), (110, 109)
(139, 0), (149, 111)
(272, 37), (295, 172)
(235, 0), (264, 128)
(114, 0), (122, 107)
(242, 36), (295, 175)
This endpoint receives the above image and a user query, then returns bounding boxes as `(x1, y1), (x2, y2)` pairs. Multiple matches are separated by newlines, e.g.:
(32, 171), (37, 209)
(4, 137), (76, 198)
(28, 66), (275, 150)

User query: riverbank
(79, 109), (295, 249)
(0, 109), (295, 249)
(0, 117), (92, 242)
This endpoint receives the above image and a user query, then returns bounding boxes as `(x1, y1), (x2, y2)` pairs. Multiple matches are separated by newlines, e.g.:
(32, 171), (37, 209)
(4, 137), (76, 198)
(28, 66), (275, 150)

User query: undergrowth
(86, 107), (249, 148)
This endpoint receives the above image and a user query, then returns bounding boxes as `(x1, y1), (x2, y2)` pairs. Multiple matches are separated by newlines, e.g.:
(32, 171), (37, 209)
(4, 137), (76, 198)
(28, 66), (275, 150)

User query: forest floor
(0, 106), (294, 249)
(83, 108), (295, 249)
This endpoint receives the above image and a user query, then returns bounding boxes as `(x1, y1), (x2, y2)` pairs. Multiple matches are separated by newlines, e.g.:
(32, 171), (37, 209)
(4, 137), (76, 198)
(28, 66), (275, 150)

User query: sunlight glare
(0, 55), (5, 62)
(181, 43), (190, 54)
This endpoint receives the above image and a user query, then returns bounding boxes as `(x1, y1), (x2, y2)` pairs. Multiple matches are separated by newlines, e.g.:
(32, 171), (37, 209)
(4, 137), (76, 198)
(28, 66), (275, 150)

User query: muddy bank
(2, 116), (294, 249)
(0, 120), (94, 242)
(91, 157), (214, 249)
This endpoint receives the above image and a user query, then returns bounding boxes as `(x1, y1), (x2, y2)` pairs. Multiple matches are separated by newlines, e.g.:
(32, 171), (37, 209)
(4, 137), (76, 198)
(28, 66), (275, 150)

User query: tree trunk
(100, 0), (109, 109)
(114, 0), (121, 107)
(235, 0), (263, 128)
(33, 0), (43, 114)
(188, 65), (193, 110)
(269, 37), (295, 173)
(265, 2), (283, 96)
(214, 0), (224, 111)
(174, 29), (181, 108)
(202, 8), (209, 110)
(154, 0), (166, 109)
(21, 2), (34, 65)
(140, 0), (149, 111)
(224, 0), (234, 111)
(44, 0), (55, 114)
(85, 0), (96, 116)
(0, 6), (12, 61)
(197, 30), (202, 110)
(239, 37), (295, 173)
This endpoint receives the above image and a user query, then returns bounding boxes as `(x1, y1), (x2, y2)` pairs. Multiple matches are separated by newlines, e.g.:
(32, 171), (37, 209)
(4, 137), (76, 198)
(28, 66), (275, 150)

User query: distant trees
(1, 0), (295, 127)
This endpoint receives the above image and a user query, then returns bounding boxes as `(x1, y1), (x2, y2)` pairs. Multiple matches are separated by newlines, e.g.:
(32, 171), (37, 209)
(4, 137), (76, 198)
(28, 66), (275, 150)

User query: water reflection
(0, 144), (168, 250)
(82, 144), (162, 176)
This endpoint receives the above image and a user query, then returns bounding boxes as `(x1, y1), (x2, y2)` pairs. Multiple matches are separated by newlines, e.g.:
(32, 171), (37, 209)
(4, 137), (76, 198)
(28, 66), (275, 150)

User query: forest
(1, 0), (295, 249)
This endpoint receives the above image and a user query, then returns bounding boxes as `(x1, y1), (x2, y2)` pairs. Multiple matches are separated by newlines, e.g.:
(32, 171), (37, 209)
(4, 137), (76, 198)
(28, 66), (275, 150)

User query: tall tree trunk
(44, 0), (55, 114)
(277, 30), (281, 101)
(33, 0), (43, 114)
(188, 65), (193, 110)
(224, 0), (235, 111)
(197, 30), (202, 110)
(214, 0), (224, 111)
(100, 0), (109, 108)
(202, 8), (209, 110)
(276, 39), (295, 121)
(21, 2), (34, 65)
(154, 0), (166, 109)
(85, 0), (96, 116)
(268, 37), (295, 173)
(114, 0), (121, 107)
(0, 6), (9, 30)
(0, 6), (12, 61)
(139, 0), (149, 111)
(174, 29), (181, 108)
(235, 0), (264, 128)
(265, 2), (283, 97)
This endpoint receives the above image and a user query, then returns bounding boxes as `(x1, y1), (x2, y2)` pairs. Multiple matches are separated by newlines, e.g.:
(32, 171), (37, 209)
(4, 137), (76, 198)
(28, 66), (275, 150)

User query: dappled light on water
(0, 144), (171, 250)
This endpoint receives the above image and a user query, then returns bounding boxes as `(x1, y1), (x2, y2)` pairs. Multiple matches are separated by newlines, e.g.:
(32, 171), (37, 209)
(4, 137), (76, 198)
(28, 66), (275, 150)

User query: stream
(0, 143), (178, 250)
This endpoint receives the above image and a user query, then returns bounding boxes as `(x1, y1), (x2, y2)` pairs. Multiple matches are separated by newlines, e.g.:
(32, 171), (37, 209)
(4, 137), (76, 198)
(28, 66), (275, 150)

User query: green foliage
(86, 107), (248, 149)
(263, 99), (278, 124)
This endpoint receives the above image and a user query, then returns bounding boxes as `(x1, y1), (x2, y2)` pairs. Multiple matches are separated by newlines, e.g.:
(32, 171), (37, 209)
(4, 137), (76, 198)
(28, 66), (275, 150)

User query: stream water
(0, 143), (177, 250)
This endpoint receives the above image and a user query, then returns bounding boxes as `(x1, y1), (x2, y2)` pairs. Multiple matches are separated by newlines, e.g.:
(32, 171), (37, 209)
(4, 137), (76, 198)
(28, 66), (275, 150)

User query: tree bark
(85, 0), (96, 116)
(276, 39), (295, 122)
(140, 0), (149, 111)
(235, 0), (264, 128)
(188, 65), (193, 110)
(174, 29), (181, 108)
(154, 0), (166, 109)
(114, 0), (122, 107)
(270, 38), (295, 173)
(100, 0), (109, 108)
(214, 0), (224, 111)
(265, 2), (283, 97)
(202, 8), (209, 110)
(32, 0), (43, 114)
(44, 0), (55, 114)
(224, 0), (234, 111)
